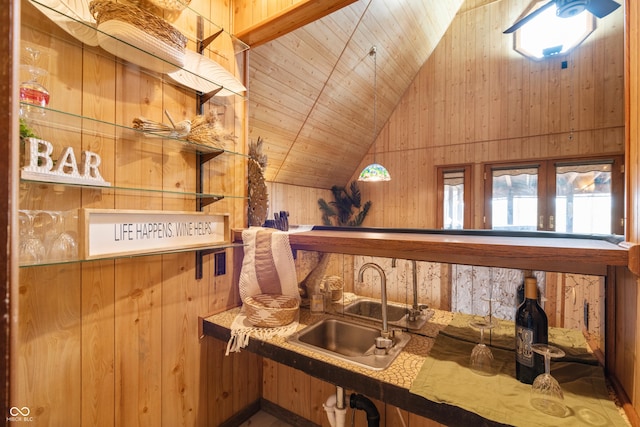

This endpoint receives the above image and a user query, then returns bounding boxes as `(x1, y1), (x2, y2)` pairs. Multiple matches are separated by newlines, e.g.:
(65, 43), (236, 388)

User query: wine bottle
(515, 277), (548, 384)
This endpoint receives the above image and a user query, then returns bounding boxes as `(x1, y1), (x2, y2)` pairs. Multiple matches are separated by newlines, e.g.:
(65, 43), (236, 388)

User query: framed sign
(81, 209), (229, 259)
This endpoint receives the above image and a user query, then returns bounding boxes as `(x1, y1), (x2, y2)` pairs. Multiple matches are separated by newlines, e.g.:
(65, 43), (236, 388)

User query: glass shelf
(26, 0), (248, 98)
(20, 103), (248, 158)
(19, 179), (247, 202)
(19, 242), (245, 268)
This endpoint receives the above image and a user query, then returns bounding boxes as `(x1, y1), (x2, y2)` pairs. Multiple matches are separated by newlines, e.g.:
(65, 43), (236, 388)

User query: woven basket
(90, 0), (187, 72)
(321, 276), (344, 301)
(147, 0), (191, 12)
(244, 294), (299, 328)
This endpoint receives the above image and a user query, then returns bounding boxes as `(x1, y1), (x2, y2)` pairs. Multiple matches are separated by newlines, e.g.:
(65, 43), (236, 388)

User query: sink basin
(343, 298), (433, 330)
(344, 299), (409, 322)
(287, 317), (411, 370)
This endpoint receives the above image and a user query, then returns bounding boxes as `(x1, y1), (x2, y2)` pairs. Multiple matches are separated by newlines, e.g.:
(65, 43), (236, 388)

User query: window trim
(483, 156), (624, 234)
(437, 165), (472, 229)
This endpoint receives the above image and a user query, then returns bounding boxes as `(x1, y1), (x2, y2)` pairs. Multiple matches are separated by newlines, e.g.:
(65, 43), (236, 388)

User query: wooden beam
(235, 0), (357, 47)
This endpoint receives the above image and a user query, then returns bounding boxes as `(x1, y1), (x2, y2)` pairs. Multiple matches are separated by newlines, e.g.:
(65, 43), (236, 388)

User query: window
(513, 1), (595, 60)
(484, 157), (623, 235)
(438, 166), (471, 229)
(489, 166), (540, 231)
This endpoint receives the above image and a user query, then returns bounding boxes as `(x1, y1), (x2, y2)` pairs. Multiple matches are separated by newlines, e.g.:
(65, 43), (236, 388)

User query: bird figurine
(132, 109), (191, 138)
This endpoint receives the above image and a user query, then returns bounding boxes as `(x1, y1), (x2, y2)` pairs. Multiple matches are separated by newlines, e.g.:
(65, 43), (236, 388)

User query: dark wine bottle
(515, 277), (548, 384)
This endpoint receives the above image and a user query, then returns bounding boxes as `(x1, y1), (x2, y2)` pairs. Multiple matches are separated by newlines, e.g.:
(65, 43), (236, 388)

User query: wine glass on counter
(469, 316), (498, 376)
(530, 343), (568, 417)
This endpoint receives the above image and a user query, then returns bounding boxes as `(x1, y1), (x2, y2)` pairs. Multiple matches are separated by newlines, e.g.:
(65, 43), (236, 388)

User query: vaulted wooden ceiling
(243, 0), (466, 189)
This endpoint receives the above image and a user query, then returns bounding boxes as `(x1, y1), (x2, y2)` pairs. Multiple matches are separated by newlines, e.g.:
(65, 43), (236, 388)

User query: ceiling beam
(236, 0), (357, 47)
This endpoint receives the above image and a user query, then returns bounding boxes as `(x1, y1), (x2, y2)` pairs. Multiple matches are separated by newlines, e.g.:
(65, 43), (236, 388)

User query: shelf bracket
(197, 87), (224, 111)
(198, 28), (224, 54)
(195, 247), (225, 280)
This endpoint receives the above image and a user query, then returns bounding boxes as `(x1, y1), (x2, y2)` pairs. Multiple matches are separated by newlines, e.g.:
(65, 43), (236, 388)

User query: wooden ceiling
(245, 0), (465, 189)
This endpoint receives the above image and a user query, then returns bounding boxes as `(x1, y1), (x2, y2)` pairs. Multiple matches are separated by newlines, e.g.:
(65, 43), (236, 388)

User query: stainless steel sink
(344, 299), (409, 322)
(343, 298), (432, 330)
(286, 317), (411, 370)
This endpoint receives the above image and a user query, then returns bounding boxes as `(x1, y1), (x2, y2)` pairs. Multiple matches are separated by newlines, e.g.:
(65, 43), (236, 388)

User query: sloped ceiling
(247, 0), (465, 189)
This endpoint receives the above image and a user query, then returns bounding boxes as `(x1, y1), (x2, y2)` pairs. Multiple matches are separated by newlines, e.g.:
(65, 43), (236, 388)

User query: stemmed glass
(48, 211), (78, 261)
(469, 317), (498, 376)
(18, 210), (46, 264)
(530, 343), (568, 417)
(19, 46), (50, 118)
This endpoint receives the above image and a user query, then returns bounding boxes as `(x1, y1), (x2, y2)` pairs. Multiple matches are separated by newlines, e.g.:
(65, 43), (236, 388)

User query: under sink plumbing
(324, 386), (380, 427)
(357, 262), (393, 354)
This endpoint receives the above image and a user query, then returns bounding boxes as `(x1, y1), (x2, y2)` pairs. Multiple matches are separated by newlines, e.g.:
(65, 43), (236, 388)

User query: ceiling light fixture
(358, 46), (391, 182)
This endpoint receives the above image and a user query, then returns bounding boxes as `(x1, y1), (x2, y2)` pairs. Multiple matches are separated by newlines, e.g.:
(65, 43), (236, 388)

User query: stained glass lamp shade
(358, 163), (391, 182)
(358, 46), (390, 182)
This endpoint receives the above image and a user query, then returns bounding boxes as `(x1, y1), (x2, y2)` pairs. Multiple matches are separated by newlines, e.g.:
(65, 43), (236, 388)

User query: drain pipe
(323, 386), (347, 427)
(350, 393), (380, 427)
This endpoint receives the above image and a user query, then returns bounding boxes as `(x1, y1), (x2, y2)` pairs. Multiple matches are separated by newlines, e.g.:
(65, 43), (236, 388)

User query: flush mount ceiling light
(503, 0), (619, 60)
(358, 46), (391, 182)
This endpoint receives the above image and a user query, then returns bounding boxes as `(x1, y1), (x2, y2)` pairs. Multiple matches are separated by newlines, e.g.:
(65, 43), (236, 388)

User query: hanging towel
(226, 227), (300, 354)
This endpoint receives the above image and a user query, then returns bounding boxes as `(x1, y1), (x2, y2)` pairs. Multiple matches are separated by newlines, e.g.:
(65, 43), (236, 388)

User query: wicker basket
(147, 0), (191, 12)
(244, 294), (299, 328)
(90, 0), (187, 72)
(321, 276), (344, 301)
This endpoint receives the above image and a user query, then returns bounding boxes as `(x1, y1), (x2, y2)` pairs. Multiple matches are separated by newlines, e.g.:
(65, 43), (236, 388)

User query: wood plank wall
(234, 0), (303, 34)
(619, 0), (640, 421)
(350, 0), (625, 229)
(13, 1), (257, 426)
(263, 0), (629, 424)
(263, 359), (446, 427)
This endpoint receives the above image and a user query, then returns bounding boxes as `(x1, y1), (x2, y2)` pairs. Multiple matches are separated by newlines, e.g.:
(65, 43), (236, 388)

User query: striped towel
(226, 227), (299, 354)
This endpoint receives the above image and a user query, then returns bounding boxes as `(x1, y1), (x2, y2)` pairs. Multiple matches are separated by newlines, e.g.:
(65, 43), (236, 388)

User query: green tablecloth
(409, 313), (629, 427)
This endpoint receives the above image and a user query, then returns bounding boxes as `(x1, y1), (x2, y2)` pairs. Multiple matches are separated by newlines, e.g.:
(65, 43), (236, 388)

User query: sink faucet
(392, 259), (424, 322)
(357, 262), (393, 354)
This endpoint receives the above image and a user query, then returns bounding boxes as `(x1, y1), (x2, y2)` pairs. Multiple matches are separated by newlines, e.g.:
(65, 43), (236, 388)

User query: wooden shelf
(234, 227), (631, 275)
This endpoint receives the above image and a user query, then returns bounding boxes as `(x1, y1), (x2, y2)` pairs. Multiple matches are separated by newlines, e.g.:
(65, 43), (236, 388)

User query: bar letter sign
(81, 209), (229, 259)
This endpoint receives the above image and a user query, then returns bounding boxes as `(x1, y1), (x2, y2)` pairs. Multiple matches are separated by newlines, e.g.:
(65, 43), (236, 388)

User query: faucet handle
(374, 336), (393, 355)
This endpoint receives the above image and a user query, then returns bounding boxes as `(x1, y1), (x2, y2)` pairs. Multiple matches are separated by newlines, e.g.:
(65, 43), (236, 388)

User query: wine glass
(530, 343), (568, 417)
(469, 317), (498, 376)
(19, 46), (50, 118)
(18, 210), (46, 264)
(48, 210), (78, 261)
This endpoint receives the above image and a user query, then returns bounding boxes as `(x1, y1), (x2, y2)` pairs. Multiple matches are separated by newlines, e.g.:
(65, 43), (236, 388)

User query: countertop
(201, 299), (629, 427)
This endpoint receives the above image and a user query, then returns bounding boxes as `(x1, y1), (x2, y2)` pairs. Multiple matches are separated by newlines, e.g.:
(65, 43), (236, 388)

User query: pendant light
(358, 46), (391, 182)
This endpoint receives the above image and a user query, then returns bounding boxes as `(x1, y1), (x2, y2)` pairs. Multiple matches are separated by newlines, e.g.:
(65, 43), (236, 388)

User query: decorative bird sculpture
(132, 109), (191, 138)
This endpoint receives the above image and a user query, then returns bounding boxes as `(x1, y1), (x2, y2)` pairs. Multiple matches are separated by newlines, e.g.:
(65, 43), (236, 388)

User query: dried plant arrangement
(248, 137), (269, 226)
(132, 109), (236, 149)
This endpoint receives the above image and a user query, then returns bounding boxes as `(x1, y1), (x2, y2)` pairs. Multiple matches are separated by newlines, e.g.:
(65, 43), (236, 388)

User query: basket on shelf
(89, 0), (188, 73)
(146, 0), (191, 12)
(244, 294), (300, 328)
(321, 276), (344, 301)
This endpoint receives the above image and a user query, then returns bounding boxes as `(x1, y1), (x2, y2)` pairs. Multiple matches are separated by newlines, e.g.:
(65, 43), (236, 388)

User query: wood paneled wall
(233, 0), (303, 34)
(351, 0), (625, 229)
(13, 1), (256, 426)
(618, 0), (640, 421)
(265, 0), (630, 423)
(266, 182), (331, 225)
(263, 359), (445, 427)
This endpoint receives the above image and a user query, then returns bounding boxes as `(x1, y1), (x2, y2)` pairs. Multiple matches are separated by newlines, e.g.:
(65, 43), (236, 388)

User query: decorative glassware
(18, 210), (46, 264)
(20, 46), (50, 118)
(530, 343), (568, 417)
(48, 210), (78, 262)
